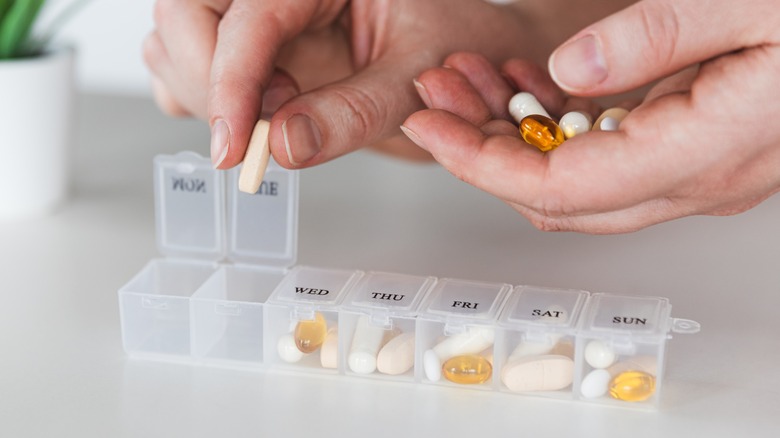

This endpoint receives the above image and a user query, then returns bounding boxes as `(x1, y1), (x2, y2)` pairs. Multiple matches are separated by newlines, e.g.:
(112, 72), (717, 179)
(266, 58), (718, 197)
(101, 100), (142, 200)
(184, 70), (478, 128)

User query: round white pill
(580, 369), (611, 399)
(585, 340), (617, 369)
(278, 333), (305, 363)
(559, 111), (592, 139)
(423, 349), (442, 382)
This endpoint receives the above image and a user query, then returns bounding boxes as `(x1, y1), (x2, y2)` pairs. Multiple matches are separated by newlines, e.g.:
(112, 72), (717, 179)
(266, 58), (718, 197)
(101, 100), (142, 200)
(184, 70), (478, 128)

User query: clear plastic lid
(268, 266), (362, 308)
(226, 160), (298, 267)
(419, 278), (512, 322)
(499, 285), (589, 330)
(580, 293), (671, 337)
(154, 152), (224, 260)
(342, 271), (436, 316)
(153, 152), (298, 266)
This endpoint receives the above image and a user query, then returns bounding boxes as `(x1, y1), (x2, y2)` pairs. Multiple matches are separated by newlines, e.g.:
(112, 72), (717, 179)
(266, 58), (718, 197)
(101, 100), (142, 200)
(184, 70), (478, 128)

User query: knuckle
(635, 1), (681, 68)
(329, 85), (386, 143)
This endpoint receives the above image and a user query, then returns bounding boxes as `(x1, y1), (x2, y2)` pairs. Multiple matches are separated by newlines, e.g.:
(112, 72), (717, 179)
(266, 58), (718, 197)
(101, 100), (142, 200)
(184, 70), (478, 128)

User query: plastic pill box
(118, 152), (700, 409)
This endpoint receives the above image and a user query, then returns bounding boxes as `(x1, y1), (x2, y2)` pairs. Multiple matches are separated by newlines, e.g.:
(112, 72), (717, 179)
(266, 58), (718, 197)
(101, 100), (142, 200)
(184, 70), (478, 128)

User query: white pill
(432, 326), (495, 361)
(585, 340), (617, 369)
(501, 354), (574, 392)
(377, 332), (416, 375)
(238, 119), (272, 194)
(592, 107), (629, 132)
(507, 339), (557, 360)
(423, 349), (442, 381)
(508, 92), (551, 124)
(348, 316), (387, 374)
(559, 111), (592, 139)
(320, 328), (338, 369)
(580, 369), (611, 399)
(278, 333), (305, 363)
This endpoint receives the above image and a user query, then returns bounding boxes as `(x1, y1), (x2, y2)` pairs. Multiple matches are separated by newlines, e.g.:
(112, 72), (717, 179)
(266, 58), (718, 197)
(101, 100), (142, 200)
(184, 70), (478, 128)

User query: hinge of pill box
(291, 306), (316, 322)
(368, 313), (392, 329)
(524, 329), (558, 344)
(607, 336), (636, 355)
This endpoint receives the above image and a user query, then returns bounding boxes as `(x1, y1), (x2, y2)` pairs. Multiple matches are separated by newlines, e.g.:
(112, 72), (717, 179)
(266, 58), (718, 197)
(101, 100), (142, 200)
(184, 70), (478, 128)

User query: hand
(403, 0), (780, 233)
(143, 0), (540, 169)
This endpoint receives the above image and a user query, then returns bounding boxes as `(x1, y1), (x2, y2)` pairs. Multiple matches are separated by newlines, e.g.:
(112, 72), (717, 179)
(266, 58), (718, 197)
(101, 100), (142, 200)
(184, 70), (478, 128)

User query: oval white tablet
(585, 340), (617, 369)
(278, 333), (305, 363)
(423, 349), (442, 382)
(580, 369), (611, 398)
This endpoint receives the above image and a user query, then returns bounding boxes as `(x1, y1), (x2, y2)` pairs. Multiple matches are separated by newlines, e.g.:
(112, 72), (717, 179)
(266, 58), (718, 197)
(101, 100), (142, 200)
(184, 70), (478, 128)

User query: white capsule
(580, 369), (611, 398)
(377, 332), (416, 375)
(320, 328), (338, 369)
(432, 326), (495, 360)
(278, 333), (305, 363)
(347, 316), (387, 374)
(584, 340), (617, 369)
(559, 111), (592, 139)
(508, 92), (551, 124)
(507, 338), (557, 360)
(592, 107), (629, 132)
(423, 349), (442, 381)
(501, 354), (574, 392)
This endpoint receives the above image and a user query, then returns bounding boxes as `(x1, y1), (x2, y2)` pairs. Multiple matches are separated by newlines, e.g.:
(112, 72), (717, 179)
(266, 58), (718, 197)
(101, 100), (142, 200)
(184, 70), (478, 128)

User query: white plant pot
(0, 48), (74, 220)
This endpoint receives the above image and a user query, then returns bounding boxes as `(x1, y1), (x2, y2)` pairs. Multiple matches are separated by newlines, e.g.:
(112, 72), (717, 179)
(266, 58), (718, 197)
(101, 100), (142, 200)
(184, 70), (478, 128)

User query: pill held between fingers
(500, 354), (574, 392)
(592, 108), (629, 132)
(377, 332), (416, 375)
(584, 340), (617, 369)
(238, 119), (272, 194)
(278, 333), (306, 363)
(348, 315), (387, 374)
(559, 111), (592, 139)
(320, 328), (338, 369)
(580, 369), (611, 399)
(508, 92), (551, 123)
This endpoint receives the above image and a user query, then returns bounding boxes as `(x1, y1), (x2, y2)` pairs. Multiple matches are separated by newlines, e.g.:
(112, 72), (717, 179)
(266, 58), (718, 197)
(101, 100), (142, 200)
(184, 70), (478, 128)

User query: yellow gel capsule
(441, 355), (492, 385)
(519, 114), (565, 152)
(294, 312), (328, 354)
(608, 370), (656, 402)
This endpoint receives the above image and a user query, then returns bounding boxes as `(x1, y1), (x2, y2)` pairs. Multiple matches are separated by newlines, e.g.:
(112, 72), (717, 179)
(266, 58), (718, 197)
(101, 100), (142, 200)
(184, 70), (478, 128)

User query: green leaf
(0, 0), (46, 59)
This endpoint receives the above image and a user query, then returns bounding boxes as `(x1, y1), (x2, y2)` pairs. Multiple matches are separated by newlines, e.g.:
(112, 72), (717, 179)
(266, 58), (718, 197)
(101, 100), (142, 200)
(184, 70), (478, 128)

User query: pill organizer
(118, 151), (700, 409)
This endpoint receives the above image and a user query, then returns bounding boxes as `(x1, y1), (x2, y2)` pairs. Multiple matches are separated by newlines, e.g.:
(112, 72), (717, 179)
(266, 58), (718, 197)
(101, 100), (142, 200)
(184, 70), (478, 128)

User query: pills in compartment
(442, 355), (493, 385)
(377, 332), (416, 375)
(584, 340), (617, 369)
(608, 370), (655, 402)
(294, 312), (328, 354)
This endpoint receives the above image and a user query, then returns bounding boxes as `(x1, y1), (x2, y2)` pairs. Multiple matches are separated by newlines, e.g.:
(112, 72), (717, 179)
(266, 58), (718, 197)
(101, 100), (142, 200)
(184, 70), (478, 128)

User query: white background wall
(48, 0), (155, 94)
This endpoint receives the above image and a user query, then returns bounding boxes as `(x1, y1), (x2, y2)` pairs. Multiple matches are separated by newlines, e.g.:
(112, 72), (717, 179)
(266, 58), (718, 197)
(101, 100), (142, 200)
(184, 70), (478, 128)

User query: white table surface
(1, 94), (779, 438)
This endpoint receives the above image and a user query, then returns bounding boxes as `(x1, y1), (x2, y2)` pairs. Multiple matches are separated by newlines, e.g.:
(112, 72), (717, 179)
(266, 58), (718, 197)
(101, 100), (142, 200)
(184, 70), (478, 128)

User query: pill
(606, 356), (658, 377)
(592, 108), (629, 132)
(348, 315), (387, 374)
(559, 111), (592, 139)
(320, 328), (339, 369)
(501, 354), (574, 392)
(278, 333), (306, 363)
(580, 369), (611, 399)
(294, 312), (328, 354)
(507, 339), (557, 359)
(508, 92), (552, 123)
(377, 332), (416, 375)
(442, 355), (492, 385)
(608, 370), (655, 402)
(550, 340), (574, 359)
(432, 326), (495, 360)
(519, 115), (565, 152)
(423, 349), (442, 381)
(238, 119), (272, 194)
(584, 340), (617, 369)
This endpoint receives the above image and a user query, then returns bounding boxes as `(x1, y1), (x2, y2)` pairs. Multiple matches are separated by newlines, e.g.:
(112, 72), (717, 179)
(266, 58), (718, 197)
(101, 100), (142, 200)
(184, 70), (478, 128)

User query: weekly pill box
(118, 152), (700, 409)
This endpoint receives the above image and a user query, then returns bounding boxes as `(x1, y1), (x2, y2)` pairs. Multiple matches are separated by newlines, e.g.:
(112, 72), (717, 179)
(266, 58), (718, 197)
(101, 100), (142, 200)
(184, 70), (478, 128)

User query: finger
(209, 0), (348, 169)
(151, 76), (191, 117)
(643, 65), (698, 102)
(414, 67), (492, 127)
(267, 56), (430, 168)
(548, 0), (764, 95)
(501, 59), (567, 117)
(260, 69), (300, 119)
(442, 52), (514, 120)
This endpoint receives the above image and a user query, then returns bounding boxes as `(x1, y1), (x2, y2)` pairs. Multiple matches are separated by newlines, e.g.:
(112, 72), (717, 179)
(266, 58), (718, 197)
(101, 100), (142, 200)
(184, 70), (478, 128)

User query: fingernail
(549, 34), (607, 92)
(282, 114), (322, 165)
(262, 85), (298, 118)
(400, 125), (427, 152)
(413, 79), (433, 108)
(211, 119), (230, 167)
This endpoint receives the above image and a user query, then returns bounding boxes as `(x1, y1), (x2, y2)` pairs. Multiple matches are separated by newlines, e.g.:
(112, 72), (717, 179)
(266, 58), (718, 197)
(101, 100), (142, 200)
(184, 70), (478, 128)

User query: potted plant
(0, 0), (89, 220)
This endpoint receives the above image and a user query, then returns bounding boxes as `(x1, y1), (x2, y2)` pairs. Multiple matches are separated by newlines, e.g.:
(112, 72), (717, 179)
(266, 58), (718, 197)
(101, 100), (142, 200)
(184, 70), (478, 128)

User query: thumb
(548, 0), (759, 95)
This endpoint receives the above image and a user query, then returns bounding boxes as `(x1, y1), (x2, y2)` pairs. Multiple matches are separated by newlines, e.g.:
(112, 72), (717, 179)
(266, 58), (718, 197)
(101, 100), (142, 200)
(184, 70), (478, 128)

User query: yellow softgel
(519, 114), (565, 152)
(608, 370), (656, 402)
(294, 312), (328, 354)
(441, 355), (492, 385)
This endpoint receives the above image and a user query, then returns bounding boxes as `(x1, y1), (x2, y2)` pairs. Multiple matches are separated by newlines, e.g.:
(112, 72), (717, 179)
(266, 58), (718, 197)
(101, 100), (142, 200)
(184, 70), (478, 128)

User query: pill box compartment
(416, 278), (512, 389)
(264, 266), (363, 373)
(119, 152), (299, 365)
(574, 293), (700, 408)
(338, 271), (436, 380)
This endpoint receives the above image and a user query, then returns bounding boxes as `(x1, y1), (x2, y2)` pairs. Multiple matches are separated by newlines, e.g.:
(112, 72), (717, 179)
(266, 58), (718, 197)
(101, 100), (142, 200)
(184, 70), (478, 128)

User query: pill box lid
(498, 285), (589, 331)
(225, 161), (298, 267)
(418, 278), (512, 322)
(267, 266), (363, 308)
(154, 152), (225, 261)
(579, 293), (672, 338)
(341, 271), (436, 317)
